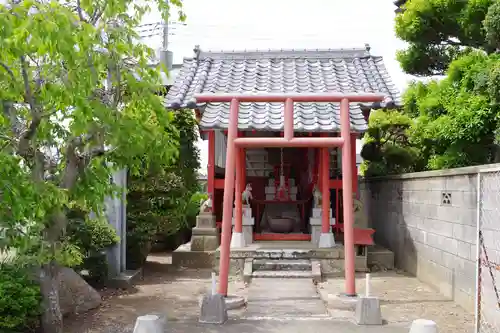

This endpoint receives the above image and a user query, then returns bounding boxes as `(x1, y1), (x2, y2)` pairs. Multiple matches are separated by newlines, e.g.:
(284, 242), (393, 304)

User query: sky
(141, 0), (414, 175)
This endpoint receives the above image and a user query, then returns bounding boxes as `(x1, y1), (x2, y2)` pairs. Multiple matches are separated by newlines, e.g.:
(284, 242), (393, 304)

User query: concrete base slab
(224, 295), (246, 310)
(326, 293), (359, 311)
(354, 296), (382, 325)
(230, 232), (246, 249)
(106, 269), (143, 289)
(133, 314), (166, 333)
(198, 295), (246, 310)
(409, 319), (438, 333)
(318, 233), (335, 248)
(245, 278), (329, 319)
(199, 293), (228, 324)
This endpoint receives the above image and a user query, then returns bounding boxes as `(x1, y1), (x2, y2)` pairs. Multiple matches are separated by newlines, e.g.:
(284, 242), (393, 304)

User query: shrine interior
(211, 130), (349, 237)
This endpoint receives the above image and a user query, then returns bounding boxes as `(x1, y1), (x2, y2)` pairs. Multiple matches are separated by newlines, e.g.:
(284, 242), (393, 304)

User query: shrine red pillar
(321, 147), (330, 233)
(318, 146), (323, 185)
(351, 133), (358, 194)
(234, 147), (243, 234)
(207, 131), (215, 202)
(241, 133), (246, 193)
(340, 98), (356, 296)
(218, 99), (239, 296)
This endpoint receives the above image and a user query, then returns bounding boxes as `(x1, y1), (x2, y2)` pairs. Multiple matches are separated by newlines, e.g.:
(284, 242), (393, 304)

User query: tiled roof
(165, 45), (401, 133)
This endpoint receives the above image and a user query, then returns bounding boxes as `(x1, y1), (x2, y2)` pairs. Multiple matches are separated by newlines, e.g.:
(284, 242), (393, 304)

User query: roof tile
(166, 46), (401, 132)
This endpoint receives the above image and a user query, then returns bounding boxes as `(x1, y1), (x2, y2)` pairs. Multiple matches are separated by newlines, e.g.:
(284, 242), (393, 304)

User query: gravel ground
(64, 254), (247, 333)
(64, 255), (474, 333)
(318, 271), (474, 333)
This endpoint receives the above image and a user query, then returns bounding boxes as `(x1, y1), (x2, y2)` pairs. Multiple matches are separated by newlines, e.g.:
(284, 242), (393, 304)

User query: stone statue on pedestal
(191, 194), (218, 252)
(242, 183), (253, 206)
(313, 184), (322, 208)
(353, 193), (368, 229)
(200, 196), (213, 214)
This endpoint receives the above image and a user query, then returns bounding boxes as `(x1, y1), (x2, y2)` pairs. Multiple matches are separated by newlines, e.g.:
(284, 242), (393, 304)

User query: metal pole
(365, 273), (371, 297)
(162, 2), (169, 50)
(211, 272), (217, 296)
(474, 171), (482, 333)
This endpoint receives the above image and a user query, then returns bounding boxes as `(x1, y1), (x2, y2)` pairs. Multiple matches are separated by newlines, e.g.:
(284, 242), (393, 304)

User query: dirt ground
(64, 254), (247, 333)
(64, 254), (474, 333)
(318, 272), (474, 333)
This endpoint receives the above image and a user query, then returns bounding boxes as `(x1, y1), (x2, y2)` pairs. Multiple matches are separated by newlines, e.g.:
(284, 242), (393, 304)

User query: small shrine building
(166, 45), (401, 296)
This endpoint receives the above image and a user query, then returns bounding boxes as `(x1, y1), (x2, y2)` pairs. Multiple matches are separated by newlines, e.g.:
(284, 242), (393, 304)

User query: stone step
(251, 270), (313, 279)
(253, 259), (312, 271)
(252, 250), (313, 260)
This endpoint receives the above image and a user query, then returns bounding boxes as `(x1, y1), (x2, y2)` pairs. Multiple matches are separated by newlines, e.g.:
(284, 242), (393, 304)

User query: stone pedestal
(354, 296), (383, 325)
(232, 206), (254, 247)
(310, 208), (336, 247)
(312, 207), (333, 218)
(199, 293), (228, 324)
(409, 319), (438, 333)
(230, 232), (245, 248)
(191, 214), (219, 252)
(318, 232), (336, 248)
(133, 314), (166, 333)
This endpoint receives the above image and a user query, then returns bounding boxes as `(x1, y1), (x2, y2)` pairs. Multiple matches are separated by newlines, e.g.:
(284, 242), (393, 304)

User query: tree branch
(20, 56), (36, 114)
(0, 61), (15, 80)
(90, 3), (106, 25)
(76, 0), (87, 22)
(17, 55), (44, 156)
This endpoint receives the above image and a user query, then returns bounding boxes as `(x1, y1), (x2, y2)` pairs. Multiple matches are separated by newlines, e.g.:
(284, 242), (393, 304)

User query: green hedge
(0, 263), (41, 332)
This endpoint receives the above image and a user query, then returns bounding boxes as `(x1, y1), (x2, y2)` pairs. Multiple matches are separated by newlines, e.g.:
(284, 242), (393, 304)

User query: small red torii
(194, 92), (384, 298)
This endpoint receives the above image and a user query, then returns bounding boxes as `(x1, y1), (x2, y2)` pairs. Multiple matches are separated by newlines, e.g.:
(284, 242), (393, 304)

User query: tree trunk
(39, 260), (63, 333)
(39, 211), (68, 333)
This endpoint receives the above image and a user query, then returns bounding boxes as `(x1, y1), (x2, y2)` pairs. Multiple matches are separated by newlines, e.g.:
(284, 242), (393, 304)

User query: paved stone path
(168, 319), (409, 333)
(243, 278), (329, 319)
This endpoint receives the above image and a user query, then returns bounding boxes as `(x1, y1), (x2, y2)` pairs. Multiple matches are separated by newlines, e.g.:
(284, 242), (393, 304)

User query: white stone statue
(353, 193), (368, 228)
(313, 184), (322, 207)
(199, 196), (212, 214)
(242, 183), (253, 206)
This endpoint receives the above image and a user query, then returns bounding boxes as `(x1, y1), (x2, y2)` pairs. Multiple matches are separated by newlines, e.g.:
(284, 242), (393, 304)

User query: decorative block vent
(441, 192), (452, 205)
(396, 189), (403, 201)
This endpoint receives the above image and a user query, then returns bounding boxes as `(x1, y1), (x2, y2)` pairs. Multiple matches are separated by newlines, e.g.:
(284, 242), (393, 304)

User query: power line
(137, 21), (186, 28)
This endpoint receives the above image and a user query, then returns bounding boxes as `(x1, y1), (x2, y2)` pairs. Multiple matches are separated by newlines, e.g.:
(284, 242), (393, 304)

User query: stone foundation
(319, 256), (370, 275)
(232, 206), (255, 247)
(191, 214), (219, 252)
(172, 243), (216, 268)
(214, 245), (370, 277)
(367, 245), (395, 270)
(172, 213), (218, 268)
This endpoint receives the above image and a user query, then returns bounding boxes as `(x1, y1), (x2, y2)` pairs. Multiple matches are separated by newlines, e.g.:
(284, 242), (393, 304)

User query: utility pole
(159, 7), (173, 72)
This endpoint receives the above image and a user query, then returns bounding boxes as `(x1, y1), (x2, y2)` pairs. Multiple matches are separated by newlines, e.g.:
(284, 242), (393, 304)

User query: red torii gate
(195, 92), (384, 297)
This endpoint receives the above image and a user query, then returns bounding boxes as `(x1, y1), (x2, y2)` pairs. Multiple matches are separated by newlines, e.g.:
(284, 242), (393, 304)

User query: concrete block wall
(359, 164), (500, 315)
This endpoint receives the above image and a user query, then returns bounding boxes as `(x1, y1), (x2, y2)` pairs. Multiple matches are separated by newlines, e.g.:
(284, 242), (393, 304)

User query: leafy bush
(0, 263), (41, 332)
(126, 110), (202, 267)
(67, 210), (119, 284)
(360, 110), (421, 177)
